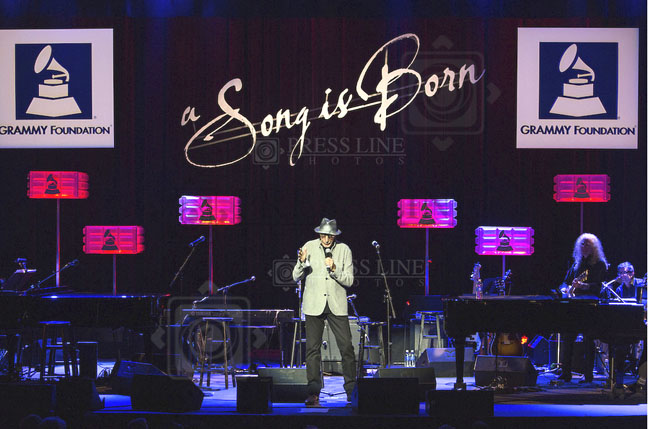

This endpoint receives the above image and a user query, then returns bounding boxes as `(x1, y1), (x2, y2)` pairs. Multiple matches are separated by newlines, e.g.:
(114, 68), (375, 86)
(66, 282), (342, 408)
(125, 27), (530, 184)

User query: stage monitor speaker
(56, 377), (104, 415)
(0, 383), (55, 417)
(257, 367), (308, 402)
(351, 377), (419, 414)
(130, 374), (204, 412)
(110, 360), (166, 395)
(236, 375), (272, 413)
(425, 389), (493, 419)
(150, 352), (194, 378)
(77, 341), (98, 379)
(416, 347), (475, 377)
(474, 355), (537, 387)
(374, 367), (436, 400)
(527, 335), (558, 367)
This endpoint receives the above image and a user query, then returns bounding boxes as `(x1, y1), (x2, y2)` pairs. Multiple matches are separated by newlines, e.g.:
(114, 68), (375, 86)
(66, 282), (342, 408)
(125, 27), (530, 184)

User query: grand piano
(0, 289), (166, 375)
(0, 290), (164, 329)
(443, 295), (647, 389)
(0, 284), (302, 371)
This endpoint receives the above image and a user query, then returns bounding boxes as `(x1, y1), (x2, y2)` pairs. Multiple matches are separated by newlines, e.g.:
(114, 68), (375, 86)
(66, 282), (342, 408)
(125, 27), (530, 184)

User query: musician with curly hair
(557, 233), (609, 383)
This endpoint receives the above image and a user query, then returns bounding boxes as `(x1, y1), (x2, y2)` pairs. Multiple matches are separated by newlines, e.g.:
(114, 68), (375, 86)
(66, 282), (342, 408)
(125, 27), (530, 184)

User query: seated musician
(608, 262), (645, 300)
(606, 262), (646, 389)
(557, 233), (609, 383)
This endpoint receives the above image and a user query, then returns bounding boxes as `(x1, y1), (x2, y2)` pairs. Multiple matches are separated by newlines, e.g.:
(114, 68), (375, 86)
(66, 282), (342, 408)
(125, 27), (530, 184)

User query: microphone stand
(169, 245), (199, 294)
(27, 259), (78, 293)
(215, 276), (256, 316)
(347, 295), (367, 380)
(601, 279), (627, 302)
(374, 245), (396, 367)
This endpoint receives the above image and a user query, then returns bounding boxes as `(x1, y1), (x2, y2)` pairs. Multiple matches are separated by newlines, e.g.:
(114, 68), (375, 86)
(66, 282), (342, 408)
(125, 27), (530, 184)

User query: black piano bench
(39, 321), (78, 380)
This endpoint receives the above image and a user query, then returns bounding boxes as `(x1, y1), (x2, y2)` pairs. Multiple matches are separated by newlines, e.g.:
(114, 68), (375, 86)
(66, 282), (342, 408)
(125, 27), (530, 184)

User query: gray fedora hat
(314, 218), (341, 235)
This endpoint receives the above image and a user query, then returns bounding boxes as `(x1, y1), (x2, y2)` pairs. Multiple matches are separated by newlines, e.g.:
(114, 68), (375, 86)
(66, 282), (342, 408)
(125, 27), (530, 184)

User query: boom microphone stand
(373, 241), (396, 367)
(27, 259), (79, 294)
(347, 294), (367, 380)
(169, 236), (206, 294)
(215, 276), (256, 316)
(601, 278), (626, 302)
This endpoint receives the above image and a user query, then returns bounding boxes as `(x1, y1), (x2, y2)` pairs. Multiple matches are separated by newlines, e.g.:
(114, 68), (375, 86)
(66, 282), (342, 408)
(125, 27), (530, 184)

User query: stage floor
(5, 360), (646, 428)
(88, 362), (646, 429)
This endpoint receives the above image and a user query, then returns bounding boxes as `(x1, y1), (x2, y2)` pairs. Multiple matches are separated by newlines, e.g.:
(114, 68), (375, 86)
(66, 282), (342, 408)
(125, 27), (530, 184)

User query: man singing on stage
(292, 218), (356, 406)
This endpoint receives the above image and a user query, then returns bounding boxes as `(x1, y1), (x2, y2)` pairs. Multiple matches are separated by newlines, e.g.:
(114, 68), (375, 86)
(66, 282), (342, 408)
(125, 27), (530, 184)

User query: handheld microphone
(189, 236), (206, 247)
(324, 248), (332, 272)
(347, 294), (357, 301)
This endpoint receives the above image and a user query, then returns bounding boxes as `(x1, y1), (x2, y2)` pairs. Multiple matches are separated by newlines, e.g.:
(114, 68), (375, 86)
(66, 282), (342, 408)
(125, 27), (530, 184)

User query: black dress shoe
(558, 373), (572, 382)
(305, 394), (320, 407)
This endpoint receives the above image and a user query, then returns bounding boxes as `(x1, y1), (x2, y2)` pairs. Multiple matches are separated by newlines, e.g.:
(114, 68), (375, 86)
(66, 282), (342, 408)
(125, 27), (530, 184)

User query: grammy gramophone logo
(26, 45), (81, 117)
(15, 43), (92, 119)
(538, 42), (618, 120)
(549, 44), (605, 117)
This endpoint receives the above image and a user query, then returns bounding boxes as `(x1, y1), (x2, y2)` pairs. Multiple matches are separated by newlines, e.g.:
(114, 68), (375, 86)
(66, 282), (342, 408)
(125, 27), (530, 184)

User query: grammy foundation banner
(0, 28), (114, 148)
(516, 27), (638, 149)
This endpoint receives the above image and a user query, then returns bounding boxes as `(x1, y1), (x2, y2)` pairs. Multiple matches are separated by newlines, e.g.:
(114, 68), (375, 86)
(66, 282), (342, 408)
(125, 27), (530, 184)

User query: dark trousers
(305, 304), (357, 396)
(613, 342), (632, 386)
(561, 333), (595, 380)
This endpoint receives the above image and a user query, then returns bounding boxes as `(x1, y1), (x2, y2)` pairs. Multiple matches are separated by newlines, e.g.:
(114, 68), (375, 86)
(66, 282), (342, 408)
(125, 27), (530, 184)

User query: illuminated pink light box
(28, 171), (89, 199)
(475, 226), (534, 256)
(179, 196), (241, 225)
(397, 199), (457, 228)
(553, 174), (610, 203)
(83, 226), (145, 254)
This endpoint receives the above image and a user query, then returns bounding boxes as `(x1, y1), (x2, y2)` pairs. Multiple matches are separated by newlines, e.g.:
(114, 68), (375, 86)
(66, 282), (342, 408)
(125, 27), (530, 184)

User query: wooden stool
(358, 321), (386, 369)
(198, 317), (236, 389)
(416, 311), (445, 357)
(39, 321), (78, 380)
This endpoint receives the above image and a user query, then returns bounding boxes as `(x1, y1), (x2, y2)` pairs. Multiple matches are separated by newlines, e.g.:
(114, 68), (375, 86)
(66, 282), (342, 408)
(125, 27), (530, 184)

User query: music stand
(2, 269), (36, 291)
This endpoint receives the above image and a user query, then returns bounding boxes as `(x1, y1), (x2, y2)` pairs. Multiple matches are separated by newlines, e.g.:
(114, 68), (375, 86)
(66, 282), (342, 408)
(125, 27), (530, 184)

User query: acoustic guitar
(560, 269), (589, 298)
(490, 270), (523, 356)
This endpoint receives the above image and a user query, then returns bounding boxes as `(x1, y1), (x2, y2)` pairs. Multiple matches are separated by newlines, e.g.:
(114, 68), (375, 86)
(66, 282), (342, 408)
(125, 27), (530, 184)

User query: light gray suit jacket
(292, 239), (354, 316)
